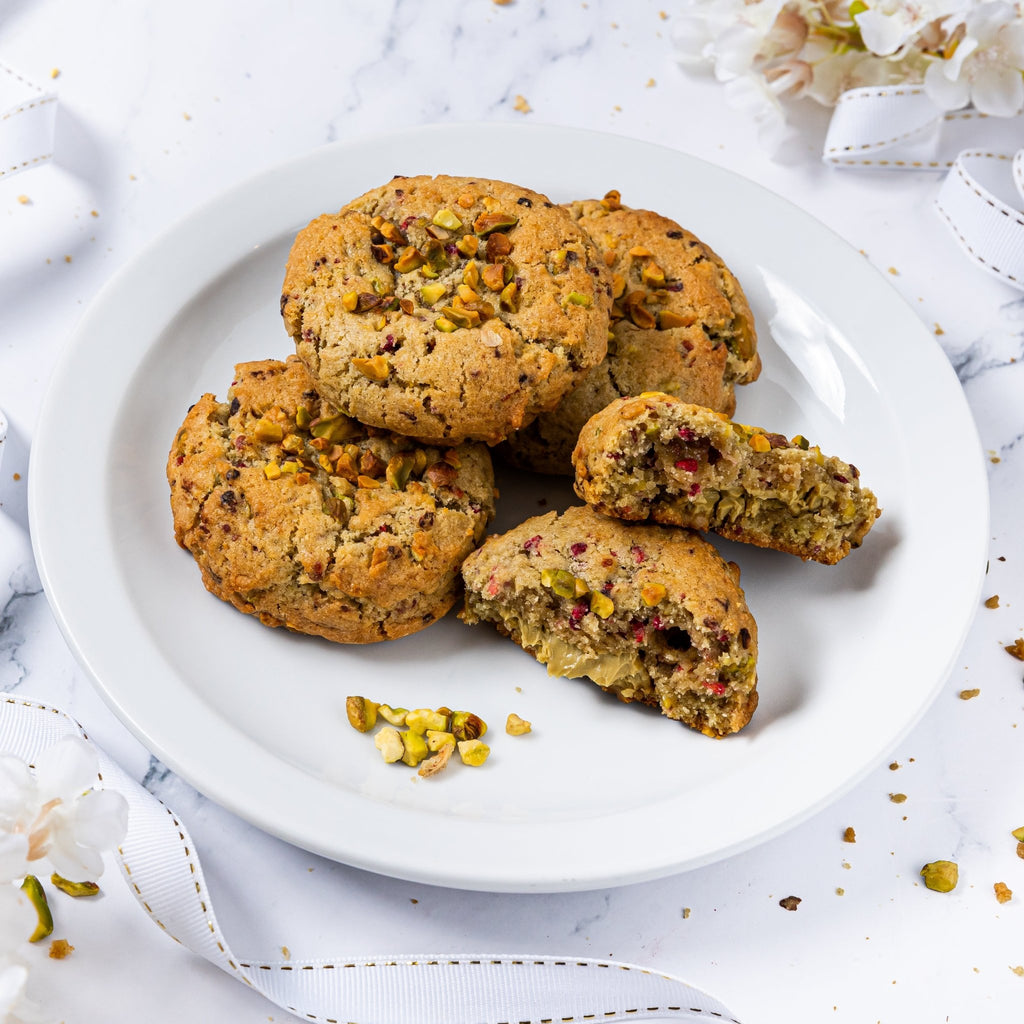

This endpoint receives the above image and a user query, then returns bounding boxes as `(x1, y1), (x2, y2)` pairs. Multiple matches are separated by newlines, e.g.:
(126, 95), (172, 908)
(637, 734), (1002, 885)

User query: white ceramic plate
(30, 123), (988, 893)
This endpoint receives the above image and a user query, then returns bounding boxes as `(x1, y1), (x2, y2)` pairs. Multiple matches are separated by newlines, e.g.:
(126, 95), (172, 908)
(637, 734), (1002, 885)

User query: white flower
(924, 1), (1024, 114)
(854, 0), (970, 56)
(0, 737), (127, 884)
(0, 956), (48, 1024)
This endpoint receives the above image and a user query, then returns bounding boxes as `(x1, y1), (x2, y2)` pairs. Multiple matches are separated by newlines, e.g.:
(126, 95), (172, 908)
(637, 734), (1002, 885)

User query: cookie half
(573, 393), (880, 565)
(281, 174), (612, 446)
(460, 504), (758, 738)
(499, 191), (760, 474)
(168, 356), (495, 643)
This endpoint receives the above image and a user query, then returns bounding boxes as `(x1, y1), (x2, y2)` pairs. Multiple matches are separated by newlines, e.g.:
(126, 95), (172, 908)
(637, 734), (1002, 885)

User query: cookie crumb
(659, 9), (668, 17)
(513, 94), (531, 114)
(842, 861), (851, 870)
(889, 761), (900, 770)
(887, 266), (899, 276)
(64, 255), (72, 263)
(492, 0), (513, 4)
(48, 939), (74, 959)
(13, 473), (21, 482)
(682, 907), (691, 919)
(281, 946), (290, 960)
(959, 688), (980, 700)
(934, 323), (944, 335)
(994, 882), (1013, 904)
(1005, 638), (1024, 660)
(183, 112), (192, 121)
(779, 895), (801, 911)
(889, 793), (907, 804)
(843, 826), (856, 843)
(835, 887), (845, 895)
(17, 194), (30, 205)
(984, 595), (1000, 608)
(50, 68), (60, 79)
(1011, 966), (1024, 977)
(645, 78), (656, 87)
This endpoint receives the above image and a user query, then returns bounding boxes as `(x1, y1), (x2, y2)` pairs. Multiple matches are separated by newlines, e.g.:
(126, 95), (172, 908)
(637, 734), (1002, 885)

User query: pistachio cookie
(460, 504), (758, 738)
(167, 356), (496, 644)
(280, 174), (612, 446)
(499, 190), (761, 475)
(573, 393), (880, 565)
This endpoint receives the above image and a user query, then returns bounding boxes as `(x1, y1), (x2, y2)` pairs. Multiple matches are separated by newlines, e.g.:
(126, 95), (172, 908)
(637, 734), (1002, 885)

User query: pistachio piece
(480, 263), (506, 292)
(473, 211), (518, 236)
(432, 208), (463, 231)
(462, 260), (481, 290)
(418, 742), (454, 778)
(505, 713), (532, 736)
(342, 290), (359, 312)
(624, 291), (656, 329)
(400, 729), (429, 767)
(394, 246), (426, 273)
(419, 282), (447, 306)
(485, 231), (513, 262)
(50, 874), (101, 898)
(351, 355), (390, 382)
(310, 413), (359, 442)
(21, 875), (53, 942)
(547, 569), (577, 599)
(564, 291), (592, 308)
(422, 238), (449, 275)
(252, 417), (284, 443)
(921, 860), (958, 892)
(640, 583), (667, 606)
(451, 711), (487, 742)
(457, 738), (490, 766)
(425, 729), (456, 752)
(456, 234), (480, 257)
(600, 189), (622, 211)
(264, 461), (282, 480)
(435, 316), (458, 333)
(377, 704), (408, 727)
(346, 695), (379, 733)
(499, 281), (519, 313)
(378, 220), (407, 244)
(748, 433), (772, 453)
(657, 309), (693, 330)
(1012, 826), (1024, 842)
(375, 727), (404, 764)
(386, 452), (416, 490)
(405, 708), (449, 734)
(590, 591), (615, 619)
(611, 273), (626, 299)
(641, 261), (666, 287)
(370, 242), (395, 265)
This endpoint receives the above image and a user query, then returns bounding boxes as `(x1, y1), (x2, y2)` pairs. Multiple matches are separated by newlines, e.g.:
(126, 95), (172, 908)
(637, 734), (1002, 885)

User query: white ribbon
(0, 695), (739, 1024)
(0, 63), (57, 180)
(823, 86), (1024, 291)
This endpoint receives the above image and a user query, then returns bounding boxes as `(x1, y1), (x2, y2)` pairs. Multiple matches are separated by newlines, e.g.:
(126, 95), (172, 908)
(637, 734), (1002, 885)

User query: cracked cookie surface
(500, 192), (761, 475)
(167, 356), (495, 644)
(460, 504), (758, 738)
(281, 174), (612, 446)
(573, 393), (880, 565)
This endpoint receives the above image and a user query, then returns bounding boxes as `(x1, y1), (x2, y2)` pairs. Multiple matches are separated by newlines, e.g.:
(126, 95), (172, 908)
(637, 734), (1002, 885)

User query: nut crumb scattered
(842, 861), (851, 870)
(183, 112), (192, 121)
(887, 266), (899, 275)
(505, 712), (532, 735)
(17, 194), (30, 205)
(682, 907), (691, 919)
(513, 94), (531, 114)
(1005, 638), (1024, 660)
(889, 761), (900, 770)
(1011, 966), (1024, 977)
(281, 945), (290, 960)
(959, 688), (981, 700)
(1017, 842), (1024, 860)
(843, 826), (856, 843)
(64, 255), (72, 263)
(779, 895), (801, 911)
(921, 860), (958, 892)
(645, 78), (656, 87)
(984, 595), (1000, 608)
(934, 323), (944, 335)
(48, 939), (74, 959)
(889, 793), (907, 803)
(835, 887), (845, 895)
(994, 882), (1013, 904)
(492, 0), (513, 4)
(13, 473), (21, 482)
(659, 9), (668, 17)
(50, 68), (60, 79)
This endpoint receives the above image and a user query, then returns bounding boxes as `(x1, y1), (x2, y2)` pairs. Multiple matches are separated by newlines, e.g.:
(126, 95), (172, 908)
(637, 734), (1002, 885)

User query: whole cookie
(460, 504), (758, 738)
(573, 392), (880, 565)
(500, 191), (761, 475)
(168, 356), (496, 644)
(281, 174), (612, 446)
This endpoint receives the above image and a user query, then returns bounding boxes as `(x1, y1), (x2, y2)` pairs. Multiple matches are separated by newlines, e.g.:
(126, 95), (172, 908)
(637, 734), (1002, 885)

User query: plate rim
(28, 121), (990, 892)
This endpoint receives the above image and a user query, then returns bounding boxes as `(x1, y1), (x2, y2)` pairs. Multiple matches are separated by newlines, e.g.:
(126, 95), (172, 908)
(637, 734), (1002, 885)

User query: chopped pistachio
(418, 743), (454, 778)
(351, 355), (390, 382)
(264, 461), (282, 480)
(505, 713), (532, 736)
(377, 704), (408, 727)
(342, 291), (359, 311)
(400, 729), (429, 767)
(432, 208), (463, 231)
(921, 860), (958, 892)
(394, 246), (426, 273)
(441, 305), (480, 329)
(420, 282), (447, 305)
(406, 708), (449, 734)
(346, 696), (379, 733)
(565, 291), (592, 308)
(499, 281), (519, 313)
(451, 711), (487, 741)
(457, 738), (490, 766)
(590, 591), (614, 619)
(657, 309), (691, 329)
(253, 417), (284, 443)
(50, 874), (100, 898)
(375, 727), (404, 763)
(425, 729), (456, 752)
(640, 583), (667, 606)
(21, 876), (53, 942)
(473, 211), (518, 236)
(1012, 826), (1024, 842)
(749, 433), (772, 453)
(456, 234), (480, 257)
(434, 316), (458, 333)
(641, 261), (666, 287)
(386, 452), (416, 490)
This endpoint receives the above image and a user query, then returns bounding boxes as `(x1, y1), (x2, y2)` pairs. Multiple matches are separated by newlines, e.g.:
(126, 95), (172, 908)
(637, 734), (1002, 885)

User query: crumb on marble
(1005, 638), (1024, 660)
(1011, 965), (1024, 977)
(645, 78), (656, 87)
(50, 68), (60, 79)
(682, 906), (691, 918)
(492, 0), (513, 5)
(17, 194), (30, 205)
(995, 882), (1013, 904)
(13, 473), (21, 482)
(889, 761), (900, 770)
(779, 895), (801, 911)
(842, 861), (851, 870)
(410, 898), (418, 904)
(183, 112), (192, 121)
(959, 688), (981, 700)
(934, 323), (944, 335)
(513, 94), (531, 114)
(64, 255), (72, 263)
(887, 266), (899, 275)
(48, 939), (74, 959)
(843, 826), (856, 843)
(985, 595), (1000, 608)
(281, 945), (290, 960)
(659, 9), (668, 17)
(890, 793), (907, 804)
(835, 887), (845, 895)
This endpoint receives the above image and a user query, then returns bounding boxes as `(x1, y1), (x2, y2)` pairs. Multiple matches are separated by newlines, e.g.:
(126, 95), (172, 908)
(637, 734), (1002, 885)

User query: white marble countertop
(3, 2), (1024, 1021)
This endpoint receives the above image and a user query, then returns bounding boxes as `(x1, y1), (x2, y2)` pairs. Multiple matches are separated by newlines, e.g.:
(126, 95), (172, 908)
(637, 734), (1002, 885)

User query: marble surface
(2, 1), (1024, 1021)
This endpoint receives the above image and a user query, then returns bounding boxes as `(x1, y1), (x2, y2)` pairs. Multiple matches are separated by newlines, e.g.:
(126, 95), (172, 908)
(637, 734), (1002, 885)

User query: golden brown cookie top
(281, 174), (612, 446)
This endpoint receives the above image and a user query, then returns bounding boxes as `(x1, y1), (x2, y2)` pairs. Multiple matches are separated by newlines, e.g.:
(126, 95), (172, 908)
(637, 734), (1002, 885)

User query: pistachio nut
(457, 738), (490, 767)
(505, 713), (532, 736)
(50, 874), (101, 898)
(346, 695), (379, 733)
(21, 875), (53, 942)
(374, 727), (404, 764)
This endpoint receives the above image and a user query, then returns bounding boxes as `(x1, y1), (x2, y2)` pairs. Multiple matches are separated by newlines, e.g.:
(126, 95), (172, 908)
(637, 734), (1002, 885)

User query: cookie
(460, 504), (758, 738)
(280, 174), (612, 446)
(167, 356), (496, 644)
(499, 191), (761, 474)
(572, 393), (880, 565)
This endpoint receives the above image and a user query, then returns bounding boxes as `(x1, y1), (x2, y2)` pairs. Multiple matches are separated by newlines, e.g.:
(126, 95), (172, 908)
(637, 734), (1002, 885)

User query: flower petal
(0, 834), (29, 885)
(971, 63), (1024, 116)
(924, 58), (971, 109)
(33, 737), (98, 804)
(71, 790), (128, 855)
